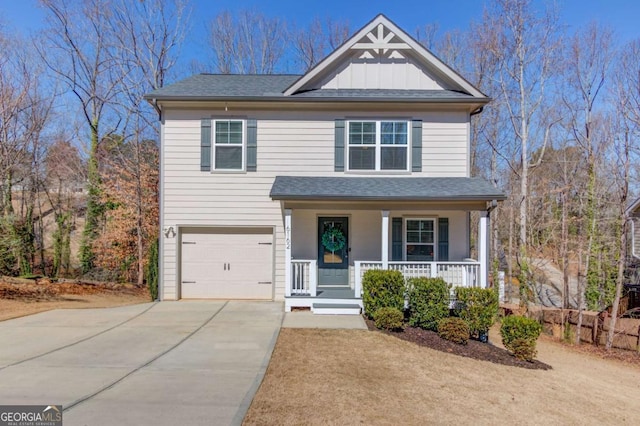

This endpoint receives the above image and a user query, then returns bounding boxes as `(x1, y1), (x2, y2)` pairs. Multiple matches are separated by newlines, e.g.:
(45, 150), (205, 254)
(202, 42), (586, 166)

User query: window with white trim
(405, 219), (436, 261)
(347, 120), (409, 171)
(213, 120), (244, 170)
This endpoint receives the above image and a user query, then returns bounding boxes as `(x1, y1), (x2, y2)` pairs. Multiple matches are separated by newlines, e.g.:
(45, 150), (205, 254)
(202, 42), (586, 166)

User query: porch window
(347, 120), (409, 171)
(405, 219), (436, 261)
(213, 120), (244, 170)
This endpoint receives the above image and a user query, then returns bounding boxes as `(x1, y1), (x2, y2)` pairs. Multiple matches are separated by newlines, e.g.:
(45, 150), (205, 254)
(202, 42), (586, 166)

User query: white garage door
(180, 228), (273, 299)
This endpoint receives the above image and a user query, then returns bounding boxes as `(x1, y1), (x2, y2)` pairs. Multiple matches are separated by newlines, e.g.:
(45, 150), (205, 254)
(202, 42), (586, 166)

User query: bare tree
(38, 0), (122, 273)
(483, 0), (561, 304)
(607, 39), (640, 350)
(208, 10), (287, 74)
(293, 17), (350, 72)
(561, 22), (615, 341)
(107, 0), (186, 285)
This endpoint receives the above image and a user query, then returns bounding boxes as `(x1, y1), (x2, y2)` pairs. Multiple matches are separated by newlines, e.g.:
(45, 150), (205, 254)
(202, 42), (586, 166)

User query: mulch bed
(365, 318), (552, 370)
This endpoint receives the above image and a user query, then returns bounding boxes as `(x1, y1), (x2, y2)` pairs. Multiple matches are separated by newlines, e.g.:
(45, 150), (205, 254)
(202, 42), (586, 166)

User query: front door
(318, 217), (349, 286)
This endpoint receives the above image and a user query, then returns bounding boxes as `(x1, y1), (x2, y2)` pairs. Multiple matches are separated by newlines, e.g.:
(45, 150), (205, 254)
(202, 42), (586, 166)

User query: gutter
(142, 95), (492, 105)
(470, 106), (484, 116)
(269, 195), (508, 202)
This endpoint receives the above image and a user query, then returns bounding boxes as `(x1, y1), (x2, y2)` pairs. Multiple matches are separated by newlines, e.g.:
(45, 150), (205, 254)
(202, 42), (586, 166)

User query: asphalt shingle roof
(269, 176), (506, 201)
(145, 74), (301, 98)
(144, 74), (487, 103)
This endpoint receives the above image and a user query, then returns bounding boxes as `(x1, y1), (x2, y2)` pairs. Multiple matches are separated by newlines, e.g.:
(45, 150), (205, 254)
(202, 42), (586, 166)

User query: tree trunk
(80, 117), (102, 273)
(606, 218), (627, 350)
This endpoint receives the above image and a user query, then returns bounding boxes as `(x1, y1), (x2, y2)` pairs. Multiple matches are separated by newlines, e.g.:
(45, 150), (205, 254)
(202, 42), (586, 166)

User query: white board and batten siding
(318, 56), (451, 91)
(161, 109), (470, 301)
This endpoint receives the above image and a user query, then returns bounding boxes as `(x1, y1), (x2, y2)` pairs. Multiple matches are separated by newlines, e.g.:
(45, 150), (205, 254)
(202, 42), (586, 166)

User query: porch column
(284, 209), (292, 297)
(381, 210), (389, 269)
(478, 211), (489, 288)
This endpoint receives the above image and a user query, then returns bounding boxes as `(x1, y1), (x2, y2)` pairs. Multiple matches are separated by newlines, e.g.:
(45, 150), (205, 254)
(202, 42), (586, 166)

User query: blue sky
(2, 0), (639, 71)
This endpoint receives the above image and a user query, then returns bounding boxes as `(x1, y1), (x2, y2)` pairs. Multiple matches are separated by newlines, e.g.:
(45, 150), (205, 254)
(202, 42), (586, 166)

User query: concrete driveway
(0, 301), (283, 425)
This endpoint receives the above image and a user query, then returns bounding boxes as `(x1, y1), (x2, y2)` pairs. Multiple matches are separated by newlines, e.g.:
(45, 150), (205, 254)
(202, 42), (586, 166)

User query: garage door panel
(180, 230), (273, 299)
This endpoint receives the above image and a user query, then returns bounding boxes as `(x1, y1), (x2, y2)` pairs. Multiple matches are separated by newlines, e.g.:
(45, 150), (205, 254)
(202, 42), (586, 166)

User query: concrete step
(312, 303), (362, 315)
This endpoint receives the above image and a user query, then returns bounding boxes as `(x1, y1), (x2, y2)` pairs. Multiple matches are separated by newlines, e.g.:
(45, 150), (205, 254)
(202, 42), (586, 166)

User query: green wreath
(322, 227), (346, 252)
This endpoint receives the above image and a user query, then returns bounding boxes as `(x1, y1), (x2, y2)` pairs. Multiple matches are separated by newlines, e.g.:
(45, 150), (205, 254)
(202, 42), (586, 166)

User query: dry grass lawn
(244, 328), (639, 425)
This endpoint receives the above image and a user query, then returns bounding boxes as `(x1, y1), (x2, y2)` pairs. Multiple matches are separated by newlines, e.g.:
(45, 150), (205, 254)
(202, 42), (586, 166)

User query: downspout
(151, 98), (162, 121)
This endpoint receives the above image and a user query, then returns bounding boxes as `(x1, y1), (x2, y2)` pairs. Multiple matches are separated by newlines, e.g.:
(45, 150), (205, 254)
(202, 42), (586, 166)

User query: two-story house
(144, 14), (506, 314)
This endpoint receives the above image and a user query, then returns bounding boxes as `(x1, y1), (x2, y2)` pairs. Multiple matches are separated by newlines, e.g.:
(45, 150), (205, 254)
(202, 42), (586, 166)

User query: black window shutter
(438, 218), (449, 261)
(392, 218), (403, 261)
(412, 119), (422, 172)
(201, 118), (211, 171)
(246, 119), (257, 171)
(335, 119), (345, 171)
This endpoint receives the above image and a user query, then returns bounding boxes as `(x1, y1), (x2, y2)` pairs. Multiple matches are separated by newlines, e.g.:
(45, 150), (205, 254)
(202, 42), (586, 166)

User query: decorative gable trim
(283, 14), (486, 99)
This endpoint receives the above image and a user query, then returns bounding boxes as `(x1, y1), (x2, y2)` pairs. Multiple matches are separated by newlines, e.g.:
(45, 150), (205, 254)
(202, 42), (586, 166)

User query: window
(214, 120), (244, 170)
(405, 219), (435, 261)
(347, 120), (409, 171)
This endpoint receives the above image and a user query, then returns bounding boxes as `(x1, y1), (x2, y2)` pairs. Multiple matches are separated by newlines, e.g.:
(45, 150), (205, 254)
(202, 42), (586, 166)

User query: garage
(179, 227), (274, 299)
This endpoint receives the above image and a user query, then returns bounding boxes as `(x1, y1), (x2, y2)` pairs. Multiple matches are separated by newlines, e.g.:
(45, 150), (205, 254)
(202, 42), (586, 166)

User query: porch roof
(270, 176), (506, 202)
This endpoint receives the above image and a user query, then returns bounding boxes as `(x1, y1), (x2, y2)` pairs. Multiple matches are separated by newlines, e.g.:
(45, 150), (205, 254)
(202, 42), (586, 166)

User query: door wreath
(322, 226), (346, 252)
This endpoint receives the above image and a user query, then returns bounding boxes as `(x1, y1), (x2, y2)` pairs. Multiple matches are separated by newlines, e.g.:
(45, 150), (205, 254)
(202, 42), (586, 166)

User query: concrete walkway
(0, 301), (283, 426)
(283, 311), (367, 329)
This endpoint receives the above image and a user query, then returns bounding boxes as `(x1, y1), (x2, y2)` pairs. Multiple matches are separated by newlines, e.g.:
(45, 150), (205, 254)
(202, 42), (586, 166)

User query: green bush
(437, 317), (470, 344)
(509, 338), (538, 361)
(455, 287), (499, 338)
(500, 316), (542, 361)
(407, 277), (450, 331)
(362, 269), (405, 319)
(145, 238), (159, 301)
(373, 307), (405, 331)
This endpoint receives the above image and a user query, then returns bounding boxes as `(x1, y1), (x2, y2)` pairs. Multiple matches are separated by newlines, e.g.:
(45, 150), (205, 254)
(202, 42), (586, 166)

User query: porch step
(312, 303), (362, 315)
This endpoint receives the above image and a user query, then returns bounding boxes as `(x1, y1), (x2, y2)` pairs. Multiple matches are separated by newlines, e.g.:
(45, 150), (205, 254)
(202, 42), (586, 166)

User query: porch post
(284, 209), (292, 297)
(381, 210), (389, 269)
(478, 211), (489, 288)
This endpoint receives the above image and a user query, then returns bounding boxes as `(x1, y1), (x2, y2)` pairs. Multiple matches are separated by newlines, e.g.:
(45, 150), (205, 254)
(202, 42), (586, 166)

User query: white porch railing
(354, 261), (481, 297)
(288, 259), (317, 296)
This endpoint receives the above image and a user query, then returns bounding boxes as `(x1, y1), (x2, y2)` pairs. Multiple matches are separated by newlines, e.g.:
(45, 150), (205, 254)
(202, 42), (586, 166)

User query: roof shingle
(269, 176), (506, 201)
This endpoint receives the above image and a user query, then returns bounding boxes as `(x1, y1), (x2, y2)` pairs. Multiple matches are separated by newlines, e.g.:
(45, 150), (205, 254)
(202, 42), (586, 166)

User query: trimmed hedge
(437, 317), (470, 344)
(362, 269), (405, 319)
(407, 277), (450, 331)
(500, 316), (543, 361)
(455, 287), (499, 338)
(374, 307), (404, 331)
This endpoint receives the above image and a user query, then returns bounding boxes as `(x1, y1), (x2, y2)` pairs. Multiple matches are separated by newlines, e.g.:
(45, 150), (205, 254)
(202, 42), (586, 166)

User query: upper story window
(213, 120), (244, 170)
(347, 120), (409, 171)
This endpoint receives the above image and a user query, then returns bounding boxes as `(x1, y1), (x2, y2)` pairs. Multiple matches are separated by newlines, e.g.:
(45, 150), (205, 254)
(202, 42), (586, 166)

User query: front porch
(270, 176), (505, 314)
(285, 259), (482, 313)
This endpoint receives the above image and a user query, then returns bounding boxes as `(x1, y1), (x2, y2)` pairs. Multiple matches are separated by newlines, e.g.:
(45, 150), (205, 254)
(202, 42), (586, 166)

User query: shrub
(373, 307), (405, 331)
(500, 315), (542, 361)
(362, 269), (405, 319)
(407, 277), (450, 331)
(455, 287), (499, 338)
(437, 317), (470, 344)
(145, 238), (159, 301)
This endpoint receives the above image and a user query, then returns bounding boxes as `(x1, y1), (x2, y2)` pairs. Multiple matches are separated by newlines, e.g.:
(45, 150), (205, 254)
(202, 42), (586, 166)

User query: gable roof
(144, 14), (489, 105)
(270, 176), (506, 202)
(283, 14), (487, 99)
